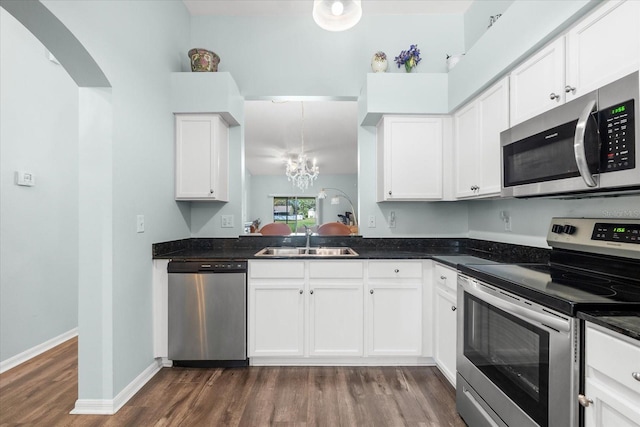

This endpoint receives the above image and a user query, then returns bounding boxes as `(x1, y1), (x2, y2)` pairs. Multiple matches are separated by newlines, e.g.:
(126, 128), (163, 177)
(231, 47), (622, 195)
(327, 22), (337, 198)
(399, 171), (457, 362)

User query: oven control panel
(547, 217), (640, 259)
(592, 223), (640, 244)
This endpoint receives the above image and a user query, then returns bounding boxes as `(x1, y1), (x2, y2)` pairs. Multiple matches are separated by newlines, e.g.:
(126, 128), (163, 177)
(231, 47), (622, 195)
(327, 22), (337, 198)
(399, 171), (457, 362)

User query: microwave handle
(574, 99), (597, 187)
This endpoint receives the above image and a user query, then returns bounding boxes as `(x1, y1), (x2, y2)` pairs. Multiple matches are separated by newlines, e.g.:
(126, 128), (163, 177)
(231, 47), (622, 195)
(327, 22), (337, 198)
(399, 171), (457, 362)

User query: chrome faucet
(304, 225), (312, 253)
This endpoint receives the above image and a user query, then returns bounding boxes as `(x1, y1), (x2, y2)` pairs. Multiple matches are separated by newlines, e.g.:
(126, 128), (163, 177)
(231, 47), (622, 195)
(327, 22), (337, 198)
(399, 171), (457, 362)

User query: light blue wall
(463, 0), (514, 52)
(30, 0), (192, 400)
(0, 9), (79, 363)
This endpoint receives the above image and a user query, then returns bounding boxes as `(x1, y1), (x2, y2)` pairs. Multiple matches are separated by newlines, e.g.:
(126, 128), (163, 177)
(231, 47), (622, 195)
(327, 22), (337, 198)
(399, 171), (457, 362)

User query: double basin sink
(255, 247), (359, 257)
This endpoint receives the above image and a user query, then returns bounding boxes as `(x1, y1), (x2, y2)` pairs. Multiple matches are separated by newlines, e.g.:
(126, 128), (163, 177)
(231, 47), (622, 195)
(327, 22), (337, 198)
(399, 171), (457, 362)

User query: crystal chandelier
(286, 102), (319, 191)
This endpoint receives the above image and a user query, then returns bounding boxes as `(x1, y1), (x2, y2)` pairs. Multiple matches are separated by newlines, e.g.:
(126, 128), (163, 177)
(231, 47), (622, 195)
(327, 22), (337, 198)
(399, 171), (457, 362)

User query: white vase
(371, 53), (388, 73)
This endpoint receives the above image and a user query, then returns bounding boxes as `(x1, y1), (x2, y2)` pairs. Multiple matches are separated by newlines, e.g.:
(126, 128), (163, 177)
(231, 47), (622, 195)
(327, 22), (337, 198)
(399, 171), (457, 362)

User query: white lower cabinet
(434, 263), (458, 386)
(367, 261), (422, 356)
(247, 259), (430, 364)
(582, 323), (640, 427)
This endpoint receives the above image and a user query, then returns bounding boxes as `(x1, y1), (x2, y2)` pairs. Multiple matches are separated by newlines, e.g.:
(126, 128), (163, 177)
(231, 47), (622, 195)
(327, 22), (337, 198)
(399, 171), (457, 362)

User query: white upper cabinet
(376, 116), (445, 201)
(175, 113), (229, 201)
(454, 77), (509, 199)
(510, 0), (639, 126)
(509, 38), (566, 126)
(566, 0), (640, 101)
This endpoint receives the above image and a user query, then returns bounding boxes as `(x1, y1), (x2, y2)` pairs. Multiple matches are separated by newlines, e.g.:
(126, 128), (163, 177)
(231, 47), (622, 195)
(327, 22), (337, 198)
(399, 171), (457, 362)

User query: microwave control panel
(599, 99), (635, 172)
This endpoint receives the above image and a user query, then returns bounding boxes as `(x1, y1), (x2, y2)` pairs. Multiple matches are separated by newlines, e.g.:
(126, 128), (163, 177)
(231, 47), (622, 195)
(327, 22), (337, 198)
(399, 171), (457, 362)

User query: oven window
(464, 293), (550, 427)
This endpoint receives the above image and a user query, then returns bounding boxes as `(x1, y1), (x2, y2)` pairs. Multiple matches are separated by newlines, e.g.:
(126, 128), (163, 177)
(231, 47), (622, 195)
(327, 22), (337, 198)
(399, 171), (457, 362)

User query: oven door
(456, 276), (578, 427)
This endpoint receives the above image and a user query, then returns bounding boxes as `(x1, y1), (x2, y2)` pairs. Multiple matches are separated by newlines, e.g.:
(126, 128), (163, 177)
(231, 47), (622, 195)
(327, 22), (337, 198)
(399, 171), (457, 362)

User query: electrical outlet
(136, 215), (145, 233)
(221, 215), (234, 228)
(389, 211), (396, 228)
(504, 216), (512, 232)
(368, 215), (376, 228)
(15, 171), (35, 187)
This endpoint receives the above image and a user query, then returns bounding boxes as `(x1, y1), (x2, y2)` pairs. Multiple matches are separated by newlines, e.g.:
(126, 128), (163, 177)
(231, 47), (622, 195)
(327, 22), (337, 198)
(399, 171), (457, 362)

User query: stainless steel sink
(254, 247), (359, 257)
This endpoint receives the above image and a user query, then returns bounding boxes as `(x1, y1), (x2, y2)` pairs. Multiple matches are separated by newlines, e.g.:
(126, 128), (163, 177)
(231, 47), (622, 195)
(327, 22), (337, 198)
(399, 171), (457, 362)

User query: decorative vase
(371, 51), (388, 73)
(188, 48), (220, 72)
(404, 56), (416, 73)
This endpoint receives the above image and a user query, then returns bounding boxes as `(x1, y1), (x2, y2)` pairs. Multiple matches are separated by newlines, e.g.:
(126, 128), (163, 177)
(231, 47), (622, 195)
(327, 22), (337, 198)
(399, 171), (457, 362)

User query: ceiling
(182, 1), (474, 16)
(185, 1), (474, 176)
(244, 100), (358, 176)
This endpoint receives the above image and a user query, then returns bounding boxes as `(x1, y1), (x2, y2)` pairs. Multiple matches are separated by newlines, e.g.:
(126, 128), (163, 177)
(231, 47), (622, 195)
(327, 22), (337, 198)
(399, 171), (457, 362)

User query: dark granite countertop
(578, 311), (640, 341)
(153, 236), (550, 265)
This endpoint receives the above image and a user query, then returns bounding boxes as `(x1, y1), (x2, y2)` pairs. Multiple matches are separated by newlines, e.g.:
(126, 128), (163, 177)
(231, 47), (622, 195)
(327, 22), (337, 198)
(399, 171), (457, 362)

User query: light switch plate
(136, 215), (145, 233)
(368, 215), (376, 228)
(15, 171), (35, 187)
(221, 215), (234, 228)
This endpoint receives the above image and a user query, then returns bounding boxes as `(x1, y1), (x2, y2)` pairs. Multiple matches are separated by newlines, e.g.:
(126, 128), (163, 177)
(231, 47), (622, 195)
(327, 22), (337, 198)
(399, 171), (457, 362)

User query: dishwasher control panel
(168, 261), (247, 273)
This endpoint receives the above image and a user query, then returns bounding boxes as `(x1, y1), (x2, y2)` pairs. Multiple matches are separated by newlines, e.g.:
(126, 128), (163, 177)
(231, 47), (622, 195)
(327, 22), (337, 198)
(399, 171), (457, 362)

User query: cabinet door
(566, 0), (640, 102)
(308, 282), (363, 356)
(510, 38), (566, 125)
(453, 101), (480, 198)
(249, 283), (305, 356)
(175, 114), (228, 201)
(477, 77), (509, 197)
(367, 282), (422, 356)
(584, 378), (640, 427)
(378, 116), (443, 201)
(434, 287), (457, 386)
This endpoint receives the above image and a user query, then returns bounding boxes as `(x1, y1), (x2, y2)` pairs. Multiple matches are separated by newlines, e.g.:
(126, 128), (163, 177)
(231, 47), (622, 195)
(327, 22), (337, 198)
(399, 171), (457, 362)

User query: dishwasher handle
(168, 261), (247, 274)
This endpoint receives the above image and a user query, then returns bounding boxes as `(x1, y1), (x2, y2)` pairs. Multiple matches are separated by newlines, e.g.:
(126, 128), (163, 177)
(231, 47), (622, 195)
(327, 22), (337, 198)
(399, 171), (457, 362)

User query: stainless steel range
(456, 217), (640, 427)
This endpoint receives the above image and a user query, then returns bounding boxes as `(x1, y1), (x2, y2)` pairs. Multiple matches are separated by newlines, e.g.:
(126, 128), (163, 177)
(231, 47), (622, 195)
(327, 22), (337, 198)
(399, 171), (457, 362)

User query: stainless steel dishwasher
(167, 260), (248, 367)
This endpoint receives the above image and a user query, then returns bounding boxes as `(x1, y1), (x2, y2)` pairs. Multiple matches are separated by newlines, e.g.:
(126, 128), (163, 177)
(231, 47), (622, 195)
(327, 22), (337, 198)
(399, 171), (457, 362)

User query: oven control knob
(563, 225), (577, 235)
(552, 224), (564, 234)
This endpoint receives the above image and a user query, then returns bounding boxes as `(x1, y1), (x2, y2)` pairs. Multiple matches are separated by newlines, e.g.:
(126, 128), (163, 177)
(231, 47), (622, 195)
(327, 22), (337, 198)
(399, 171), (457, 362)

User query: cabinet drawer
(586, 325), (640, 393)
(368, 261), (422, 279)
(309, 261), (363, 279)
(249, 261), (305, 279)
(435, 263), (457, 292)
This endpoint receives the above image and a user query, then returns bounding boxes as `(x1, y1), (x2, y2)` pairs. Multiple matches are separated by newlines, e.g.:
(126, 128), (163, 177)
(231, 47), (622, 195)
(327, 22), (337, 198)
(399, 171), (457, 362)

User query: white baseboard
(71, 359), (162, 415)
(0, 327), (78, 374)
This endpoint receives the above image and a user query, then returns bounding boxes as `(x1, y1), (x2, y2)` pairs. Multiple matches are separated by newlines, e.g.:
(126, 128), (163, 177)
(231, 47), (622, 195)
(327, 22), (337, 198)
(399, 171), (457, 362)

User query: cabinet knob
(299, 289), (303, 294)
(310, 290), (314, 295)
(578, 394), (593, 408)
(370, 289), (374, 294)
(394, 269), (399, 273)
(565, 85), (576, 94)
(633, 372), (640, 382)
(549, 92), (561, 101)
(451, 306), (457, 312)
(209, 189), (214, 194)
(388, 190), (392, 196)
(440, 275), (446, 280)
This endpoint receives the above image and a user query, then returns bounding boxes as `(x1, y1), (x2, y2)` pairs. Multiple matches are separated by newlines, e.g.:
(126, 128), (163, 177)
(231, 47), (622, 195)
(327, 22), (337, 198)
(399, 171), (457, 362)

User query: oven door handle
(465, 282), (571, 332)
(574, 99), (597, 188)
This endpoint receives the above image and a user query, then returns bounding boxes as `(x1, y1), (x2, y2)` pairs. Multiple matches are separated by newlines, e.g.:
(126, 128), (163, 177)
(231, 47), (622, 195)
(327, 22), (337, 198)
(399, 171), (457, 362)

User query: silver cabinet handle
(310, 290), (314, 295)
(299, 289), (303, 294)
(440, 275), (446, 280)
(210, 189), (214, 194)
(394, 269), (399, 273)
(633, 372), (640, 382)
(451, 306), (457, 311)
(549, 92), (561, 101)
(578, 394), (593, 408)
(574, 99), (597, 188)
(565, 85), (576, 93)
(370, 289), (374, 294)
(388, 190), (392, 196)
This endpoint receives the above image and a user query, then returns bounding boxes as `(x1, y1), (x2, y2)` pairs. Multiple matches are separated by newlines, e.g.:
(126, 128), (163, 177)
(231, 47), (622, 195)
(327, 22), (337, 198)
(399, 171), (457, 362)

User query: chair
(317, 222), (352, 236)
(258, 222), (292, 235)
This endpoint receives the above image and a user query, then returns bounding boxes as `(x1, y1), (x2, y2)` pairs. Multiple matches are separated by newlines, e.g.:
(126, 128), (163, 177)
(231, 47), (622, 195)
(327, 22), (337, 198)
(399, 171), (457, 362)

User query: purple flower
(394, 44), (422, 69)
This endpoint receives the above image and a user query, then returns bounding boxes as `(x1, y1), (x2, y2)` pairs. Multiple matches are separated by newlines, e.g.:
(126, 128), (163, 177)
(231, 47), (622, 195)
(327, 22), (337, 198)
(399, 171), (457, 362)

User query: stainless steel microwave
(501, 71), (639, 198)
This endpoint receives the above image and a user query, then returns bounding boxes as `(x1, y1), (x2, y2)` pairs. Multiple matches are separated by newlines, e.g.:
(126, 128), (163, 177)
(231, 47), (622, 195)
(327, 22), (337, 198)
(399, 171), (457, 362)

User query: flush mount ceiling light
(313, 0), (362, 32)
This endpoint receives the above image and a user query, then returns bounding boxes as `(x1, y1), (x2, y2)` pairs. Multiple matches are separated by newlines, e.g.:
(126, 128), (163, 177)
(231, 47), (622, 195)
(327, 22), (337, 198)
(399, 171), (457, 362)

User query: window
(273, 196), (317, 233)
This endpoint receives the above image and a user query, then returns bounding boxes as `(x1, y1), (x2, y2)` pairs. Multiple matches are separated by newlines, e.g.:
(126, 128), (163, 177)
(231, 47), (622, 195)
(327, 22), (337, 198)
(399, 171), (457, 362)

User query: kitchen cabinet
(248, 261), (306, 357)
(454, 77), (509, 199)
(433, 263), (458, 386)
(509, 38), (566, 125)
(510, 1), (639, 125)
(566, 0), (640, 102)
(308, 261), (364, 356)
(582, 323), (640, 427)
(366, 261), (422, 356)
(175, 113), (229, 201)
(376, 116), (445, 201)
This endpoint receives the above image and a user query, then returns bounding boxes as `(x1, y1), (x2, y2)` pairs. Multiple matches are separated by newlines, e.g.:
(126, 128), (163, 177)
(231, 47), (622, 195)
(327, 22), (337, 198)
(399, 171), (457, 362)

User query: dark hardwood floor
(0, 337), (466, 426)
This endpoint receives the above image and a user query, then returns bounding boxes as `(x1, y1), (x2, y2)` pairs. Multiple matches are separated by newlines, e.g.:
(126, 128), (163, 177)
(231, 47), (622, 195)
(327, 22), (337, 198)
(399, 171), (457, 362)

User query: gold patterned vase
(188, 48), (220, 72)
